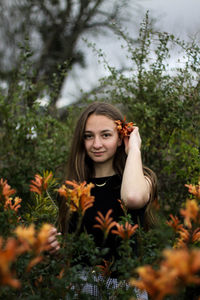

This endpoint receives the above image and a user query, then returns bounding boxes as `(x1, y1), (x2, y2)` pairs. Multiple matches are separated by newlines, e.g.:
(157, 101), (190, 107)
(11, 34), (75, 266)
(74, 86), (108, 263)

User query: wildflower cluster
(115, 117), (135, 137)
(0, 174), (56, 291)
(0, 223), (53, 289)
(30, 171), (54, 195)
(166, 180), (200, 248)
(93, 208), (138, 241)
(1, 172), (200, 299)
(0, 178), (22, 214)
(112, 222), (138, 241)
(94, 209), (116, 239)
(58, 180), (95, 215)
(130, 248), (200, 300)
(97, 259), (113, 277)
(130, 180), (200, 299)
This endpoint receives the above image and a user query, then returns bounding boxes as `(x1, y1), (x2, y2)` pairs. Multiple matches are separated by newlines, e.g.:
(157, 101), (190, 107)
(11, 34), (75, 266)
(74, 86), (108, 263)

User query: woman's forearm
(121, 146), (150, 209)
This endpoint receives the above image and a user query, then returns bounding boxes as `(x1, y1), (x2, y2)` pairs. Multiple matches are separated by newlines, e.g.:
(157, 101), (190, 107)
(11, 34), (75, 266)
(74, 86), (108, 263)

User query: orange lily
(192, 227), (200, 243)
(93, 209), (116, 238)
(58, 180), (94, 214)
(130, 248), (200, 300)
(30, 171), (53, 195)
(163, 248), (200, 284)
(166, 214), (183, 232)
(0, 237), (22, 289)
(4, 196), (22, 212)
(97, 259), (113, 277)
(15, 224), (36, 247)
(15, 224), (52, 254)
(115, 117), (135, 137)
(176, 227), (190, 248)
(35, 223), (53, 254)
(185, 182), (200, 199)
(0, 178), (16, 202)
(130, 265), (177, 300)
(15, 223), (53, 272)
(180, 199), (199, 228)
(112, 222), (138, 240)
(117, 199), (127, 214)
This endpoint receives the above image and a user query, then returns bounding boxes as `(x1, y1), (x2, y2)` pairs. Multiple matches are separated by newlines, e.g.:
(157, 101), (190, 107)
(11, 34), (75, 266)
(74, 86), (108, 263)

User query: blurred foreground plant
(130, 180), (200, 300)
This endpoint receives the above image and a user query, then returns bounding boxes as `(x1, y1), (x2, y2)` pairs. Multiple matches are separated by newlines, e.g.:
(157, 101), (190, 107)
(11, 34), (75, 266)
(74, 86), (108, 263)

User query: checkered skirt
(67, 270), (148, 299)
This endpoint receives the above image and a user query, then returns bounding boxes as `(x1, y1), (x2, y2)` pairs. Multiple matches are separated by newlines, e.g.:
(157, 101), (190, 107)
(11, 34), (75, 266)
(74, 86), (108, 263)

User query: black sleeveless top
(69, 174), (146, 261)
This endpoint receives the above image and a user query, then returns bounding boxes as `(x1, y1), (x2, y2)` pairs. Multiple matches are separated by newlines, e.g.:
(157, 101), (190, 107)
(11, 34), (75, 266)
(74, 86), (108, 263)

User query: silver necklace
(95, 176), (112, 187)
(95, 181), (107, 187)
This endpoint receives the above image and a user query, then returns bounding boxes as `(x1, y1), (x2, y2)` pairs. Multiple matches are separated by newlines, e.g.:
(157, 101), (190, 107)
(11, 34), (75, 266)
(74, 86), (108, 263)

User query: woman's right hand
(124, 126), (141, 155)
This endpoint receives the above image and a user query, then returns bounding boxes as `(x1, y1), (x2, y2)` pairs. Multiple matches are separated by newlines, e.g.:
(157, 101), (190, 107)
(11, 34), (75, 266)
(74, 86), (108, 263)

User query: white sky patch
(57, 0), (200, 107)
(142, 0), (200, 38)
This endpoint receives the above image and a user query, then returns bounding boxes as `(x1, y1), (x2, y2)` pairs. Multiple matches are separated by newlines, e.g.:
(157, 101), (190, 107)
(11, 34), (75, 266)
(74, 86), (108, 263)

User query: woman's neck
(94, 162), (115, 178)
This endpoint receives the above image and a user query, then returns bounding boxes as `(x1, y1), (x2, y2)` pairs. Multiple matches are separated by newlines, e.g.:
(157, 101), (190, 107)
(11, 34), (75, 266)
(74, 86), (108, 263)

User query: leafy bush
(0, 173), (200, 299)
(0, 43), (73, 209)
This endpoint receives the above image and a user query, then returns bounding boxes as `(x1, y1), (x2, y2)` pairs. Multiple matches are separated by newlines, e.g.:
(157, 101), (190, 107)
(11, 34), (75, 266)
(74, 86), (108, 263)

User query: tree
(0, 0), (131, 109)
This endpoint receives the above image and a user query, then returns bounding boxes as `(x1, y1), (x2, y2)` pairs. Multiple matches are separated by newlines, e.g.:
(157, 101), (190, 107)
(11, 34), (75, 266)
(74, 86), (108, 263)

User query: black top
(69, 174), (146, 261)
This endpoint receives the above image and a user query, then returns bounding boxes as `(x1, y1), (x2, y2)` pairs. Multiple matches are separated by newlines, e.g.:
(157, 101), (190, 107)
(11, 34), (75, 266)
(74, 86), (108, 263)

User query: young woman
(49, 102), (158, 299)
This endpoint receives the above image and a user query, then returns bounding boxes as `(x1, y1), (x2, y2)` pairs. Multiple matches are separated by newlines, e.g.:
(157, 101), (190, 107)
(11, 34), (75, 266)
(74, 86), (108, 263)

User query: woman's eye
(84, 134), (93, 140)
(103, 133), (111, 138)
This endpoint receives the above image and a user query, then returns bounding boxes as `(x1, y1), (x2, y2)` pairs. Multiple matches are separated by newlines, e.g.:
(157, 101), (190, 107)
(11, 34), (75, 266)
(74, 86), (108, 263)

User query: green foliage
(0, 43), (72, 209)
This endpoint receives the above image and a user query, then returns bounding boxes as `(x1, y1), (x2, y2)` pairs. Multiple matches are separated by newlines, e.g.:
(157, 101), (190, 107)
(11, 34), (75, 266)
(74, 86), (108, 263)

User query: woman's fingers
(48, 240), (60, 254)
(124, 126), (141, 154)
(46, 227), (61, 254)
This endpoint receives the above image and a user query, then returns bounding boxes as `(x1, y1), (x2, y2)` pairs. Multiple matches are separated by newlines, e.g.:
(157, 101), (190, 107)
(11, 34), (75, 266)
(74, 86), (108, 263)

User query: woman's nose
(93, 136), (102, 148)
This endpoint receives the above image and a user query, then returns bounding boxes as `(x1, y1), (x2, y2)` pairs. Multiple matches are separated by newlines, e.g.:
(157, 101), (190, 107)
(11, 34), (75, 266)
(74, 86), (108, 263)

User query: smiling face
(84, 114), (122, 172)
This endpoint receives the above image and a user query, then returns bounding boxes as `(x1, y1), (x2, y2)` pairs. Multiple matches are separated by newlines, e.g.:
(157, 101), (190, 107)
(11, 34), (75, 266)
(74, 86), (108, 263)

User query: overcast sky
(58, 0), (200, 107)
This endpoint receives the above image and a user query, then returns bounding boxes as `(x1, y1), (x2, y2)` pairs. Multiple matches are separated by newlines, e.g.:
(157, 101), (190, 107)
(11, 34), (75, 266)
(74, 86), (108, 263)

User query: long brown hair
(59, 102), (158, 232)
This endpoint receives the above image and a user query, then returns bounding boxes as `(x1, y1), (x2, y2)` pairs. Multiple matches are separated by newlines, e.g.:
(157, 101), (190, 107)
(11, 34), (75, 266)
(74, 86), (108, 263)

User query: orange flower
(176, 227), (190, 248)
(30, 171), (53, 195)
(26, 256), (43, 272)
(115, 117), (135, 137)
(185, 182), (200, 199)
(0, 224), (54, 288)
(4, 196), (22, 212)
(58, 180), (94, 214)
(130, 265), (177, 300)
(180, 199), (199, 228)
(57, 185), (68, 199)
(14, 224), (53, 272)
(15, 223), (52, 254)
(0, 237), (21, 289)
(93, 209), (116, 238)
(130, 248), (200, 300)
(117, 199), (127, 214)
(163, 248), (200, 284)
(15, 224), (36, 246)
(111, 222), (138, 240)
(34, 274), (43, 286)
(0, 178), (16, 202)
(57, 268), (65, 279)
(35, 223), (53, 254)
(192, 227), (200, 243)
(166, 214), (183, 232)
(97, 259), (113, 277)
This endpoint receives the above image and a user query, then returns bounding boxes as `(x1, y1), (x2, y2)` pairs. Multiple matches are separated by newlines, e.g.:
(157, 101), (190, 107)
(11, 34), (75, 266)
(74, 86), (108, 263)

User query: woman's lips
(92, 152), (105, 156)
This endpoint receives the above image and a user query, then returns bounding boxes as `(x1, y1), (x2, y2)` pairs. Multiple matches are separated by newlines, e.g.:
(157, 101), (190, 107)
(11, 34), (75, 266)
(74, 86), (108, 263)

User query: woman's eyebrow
(84, 129), (113, 133)
(101, 129), (113, 133)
